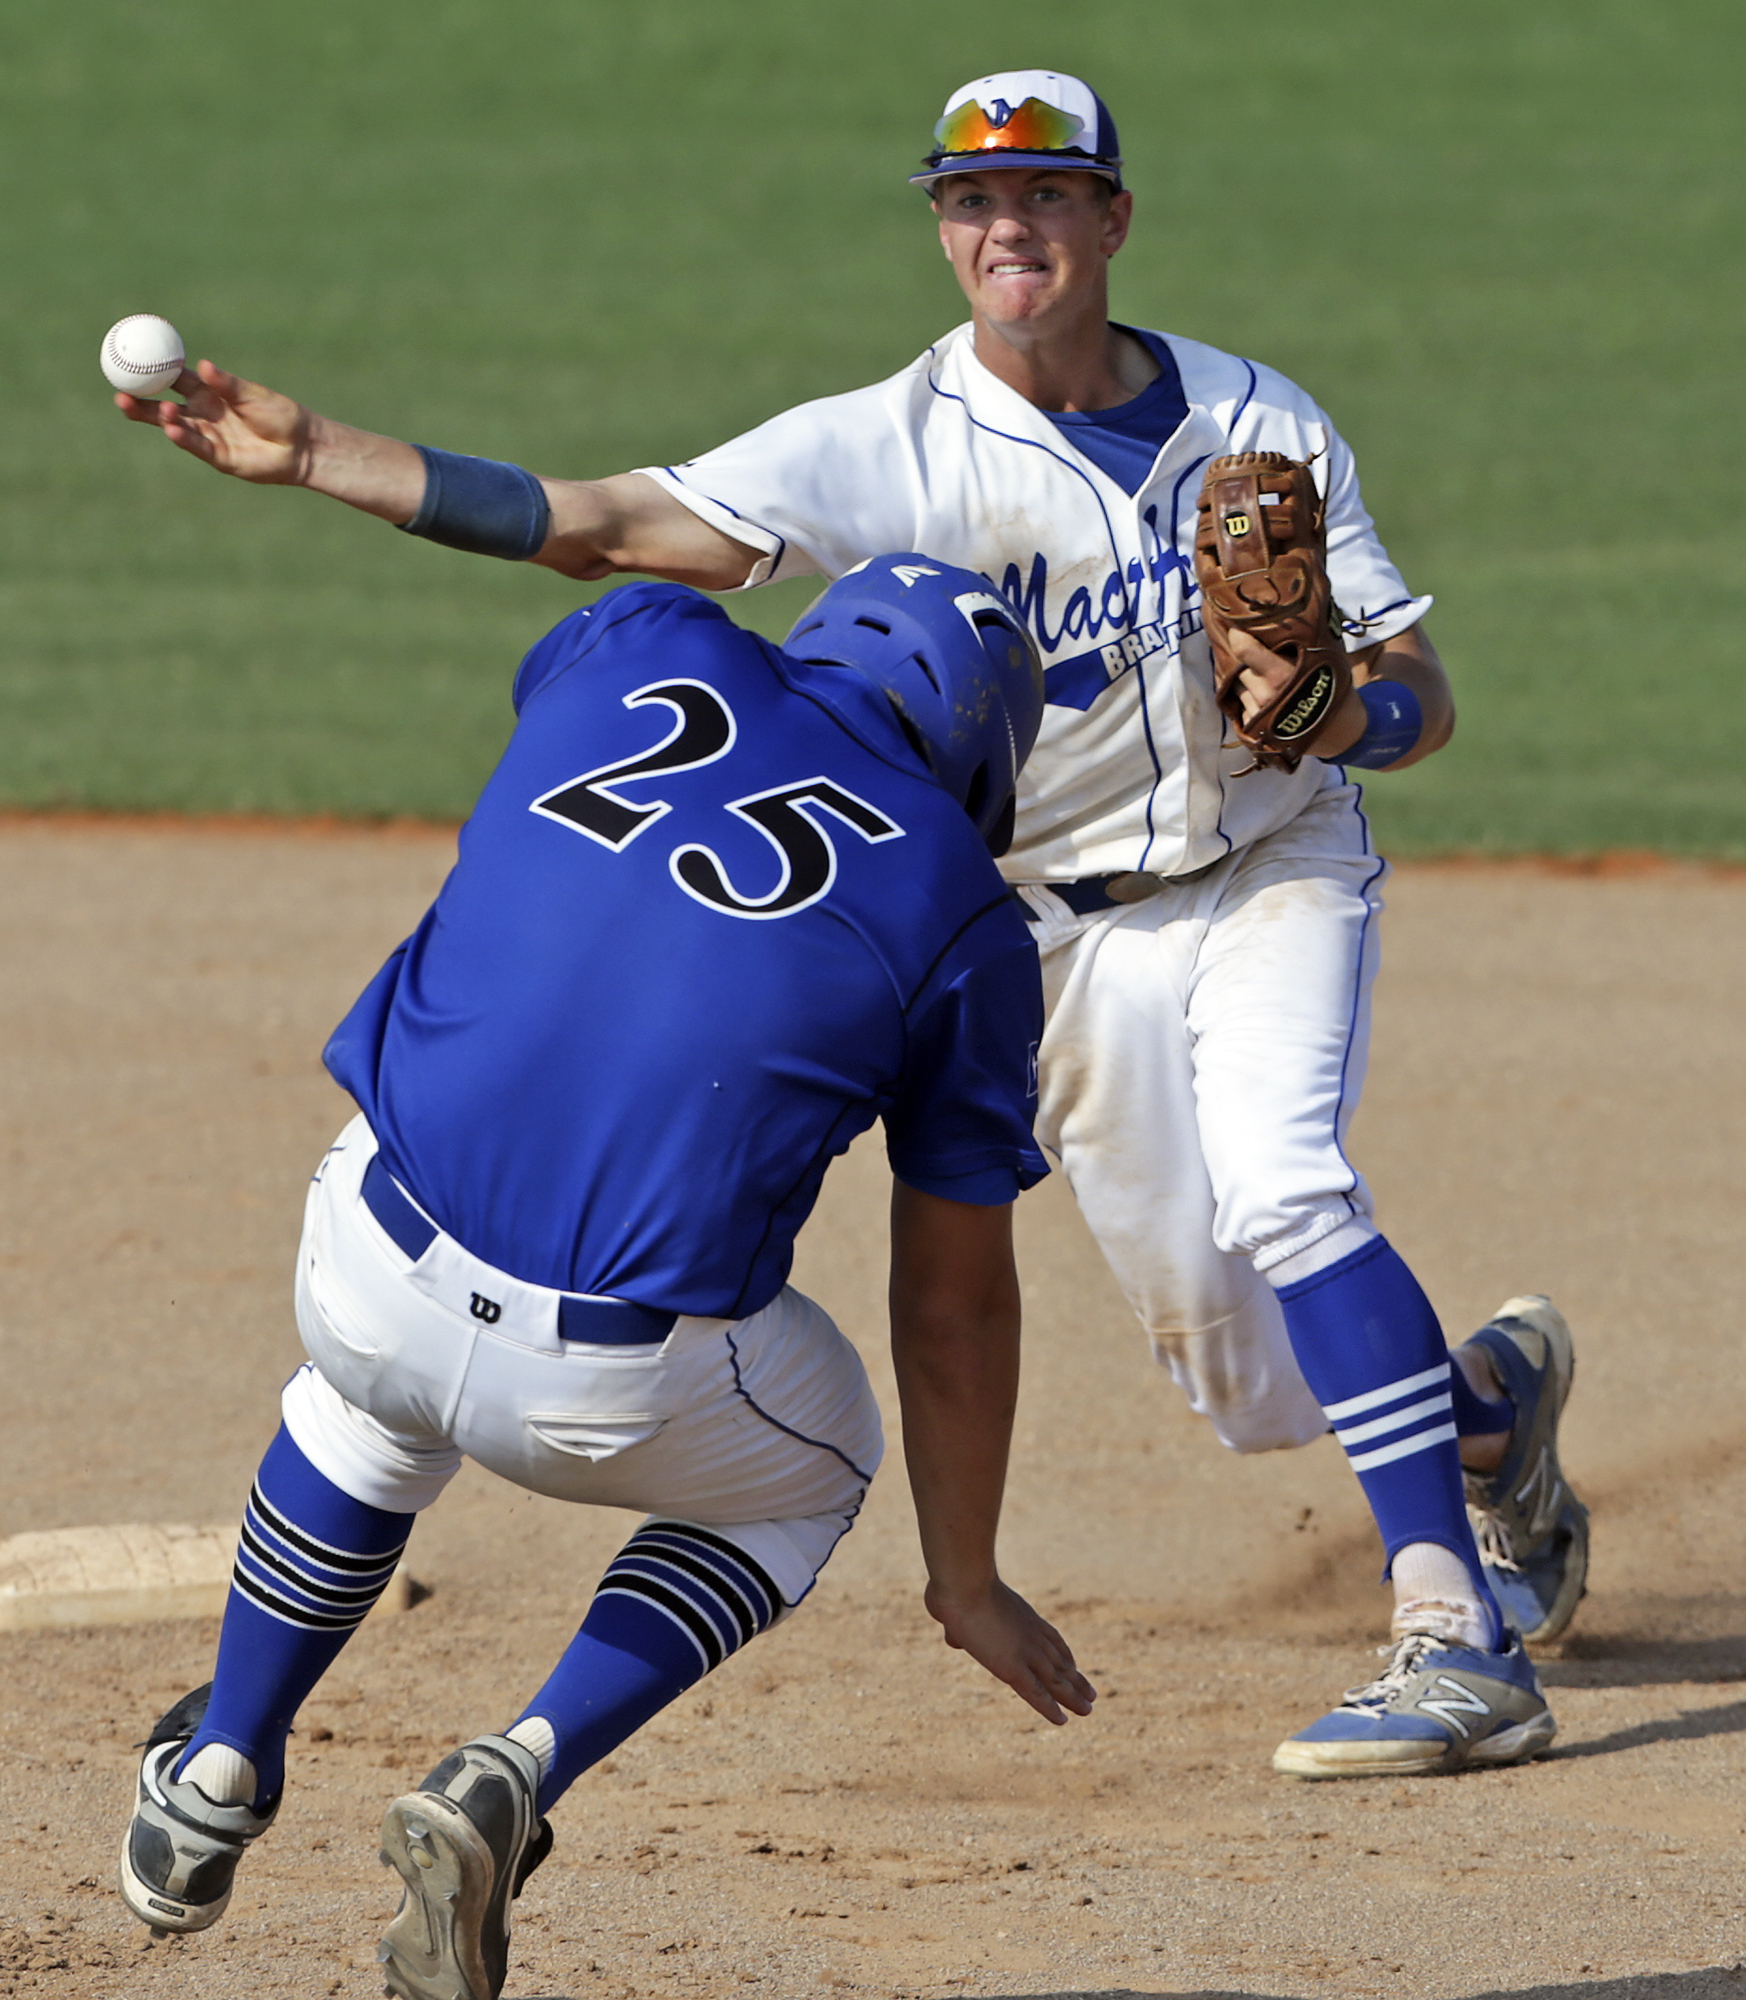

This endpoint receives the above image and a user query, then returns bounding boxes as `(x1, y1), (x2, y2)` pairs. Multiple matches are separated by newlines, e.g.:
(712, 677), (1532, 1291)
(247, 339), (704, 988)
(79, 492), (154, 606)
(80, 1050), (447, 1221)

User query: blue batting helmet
(783, 554), (1044, 856)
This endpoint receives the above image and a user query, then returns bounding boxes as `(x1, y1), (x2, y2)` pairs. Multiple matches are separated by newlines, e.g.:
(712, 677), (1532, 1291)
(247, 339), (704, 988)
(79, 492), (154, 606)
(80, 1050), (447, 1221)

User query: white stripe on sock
(1321, 1362), (1449, 1424)
(591, 1581), (717, 1677)
(1333, 1390), (1454, 1449)
(1346, 1420), (1459, 1473)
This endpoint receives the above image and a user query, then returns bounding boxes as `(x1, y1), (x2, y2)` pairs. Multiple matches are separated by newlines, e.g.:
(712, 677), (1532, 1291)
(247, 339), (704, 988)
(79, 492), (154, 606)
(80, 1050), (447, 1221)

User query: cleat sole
(378, 1792), (497, 2000)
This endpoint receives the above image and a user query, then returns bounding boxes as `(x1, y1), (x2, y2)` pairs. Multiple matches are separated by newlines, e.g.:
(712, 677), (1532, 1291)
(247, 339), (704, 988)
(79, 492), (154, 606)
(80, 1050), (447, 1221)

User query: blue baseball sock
(509, 1520), (783, 1816)
(177, 1426), (415, 1808)
(1274, 1236), (1502, 1644)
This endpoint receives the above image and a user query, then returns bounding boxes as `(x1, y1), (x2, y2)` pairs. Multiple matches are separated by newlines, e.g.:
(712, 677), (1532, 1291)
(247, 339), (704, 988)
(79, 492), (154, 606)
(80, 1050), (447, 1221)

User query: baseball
(101, 314), (186, 398)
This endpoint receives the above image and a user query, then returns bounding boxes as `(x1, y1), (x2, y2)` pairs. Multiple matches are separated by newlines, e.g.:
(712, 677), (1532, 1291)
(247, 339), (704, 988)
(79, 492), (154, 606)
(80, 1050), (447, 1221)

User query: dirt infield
(0, 819), (1741, 2000)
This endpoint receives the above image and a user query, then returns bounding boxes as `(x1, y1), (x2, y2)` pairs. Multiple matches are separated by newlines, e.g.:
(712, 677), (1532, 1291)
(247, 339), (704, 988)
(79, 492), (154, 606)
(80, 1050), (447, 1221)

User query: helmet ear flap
(985, 792), (1018, 858)
(884, 699), (934, 770)
(962, 763), (991, 830)
(780, 554), (1043, 849)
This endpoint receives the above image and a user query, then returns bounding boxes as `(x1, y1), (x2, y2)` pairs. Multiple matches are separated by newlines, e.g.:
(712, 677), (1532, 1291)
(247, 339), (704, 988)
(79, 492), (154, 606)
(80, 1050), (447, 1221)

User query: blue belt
(359, 1154), (677, 1347)
(1016, 872), (1167, 922)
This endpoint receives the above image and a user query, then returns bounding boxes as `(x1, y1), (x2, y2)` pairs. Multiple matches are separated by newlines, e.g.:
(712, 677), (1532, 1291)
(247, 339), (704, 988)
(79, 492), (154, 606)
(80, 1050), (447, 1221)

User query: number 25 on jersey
(530, 679), (905, 921)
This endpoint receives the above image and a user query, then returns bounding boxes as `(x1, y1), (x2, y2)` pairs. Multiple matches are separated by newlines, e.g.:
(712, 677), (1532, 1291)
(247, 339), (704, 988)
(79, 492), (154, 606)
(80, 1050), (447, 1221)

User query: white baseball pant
(1019, 784), (1387, 1453)
(281, 1117), (884, 1609)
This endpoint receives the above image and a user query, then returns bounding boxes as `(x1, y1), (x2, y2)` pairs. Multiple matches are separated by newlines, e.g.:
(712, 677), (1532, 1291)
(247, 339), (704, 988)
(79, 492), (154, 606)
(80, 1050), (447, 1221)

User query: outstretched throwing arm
(116, 359), (761, 589)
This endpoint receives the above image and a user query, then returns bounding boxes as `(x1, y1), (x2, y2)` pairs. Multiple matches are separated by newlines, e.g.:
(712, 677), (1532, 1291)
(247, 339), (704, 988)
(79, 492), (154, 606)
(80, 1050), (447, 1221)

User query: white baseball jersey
(638, 321), (1431, 883)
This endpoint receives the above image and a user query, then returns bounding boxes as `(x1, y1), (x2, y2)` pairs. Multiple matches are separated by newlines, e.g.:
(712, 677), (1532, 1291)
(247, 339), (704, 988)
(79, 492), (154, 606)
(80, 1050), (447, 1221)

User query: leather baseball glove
(1193, 451), (1351, 773)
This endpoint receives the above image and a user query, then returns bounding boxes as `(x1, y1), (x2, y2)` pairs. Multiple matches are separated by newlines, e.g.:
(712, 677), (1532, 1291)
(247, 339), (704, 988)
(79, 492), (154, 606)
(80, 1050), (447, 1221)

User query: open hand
(925, 1576), (1096, 1725)
(1213, 623), (1298, 725)
(1214, 622), (1366, 754)
(114, 359), (315, 486)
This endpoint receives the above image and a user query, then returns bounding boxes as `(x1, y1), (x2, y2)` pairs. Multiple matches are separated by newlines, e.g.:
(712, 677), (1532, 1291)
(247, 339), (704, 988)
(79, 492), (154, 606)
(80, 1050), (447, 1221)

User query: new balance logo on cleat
(1415, 1676), (1493, 1739)
(1272, 1630), (1556, 1778)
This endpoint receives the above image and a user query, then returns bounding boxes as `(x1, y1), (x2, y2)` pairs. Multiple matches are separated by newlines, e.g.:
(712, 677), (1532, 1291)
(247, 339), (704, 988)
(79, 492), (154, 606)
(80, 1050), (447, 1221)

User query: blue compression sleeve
(398, 445), (551, 560)
(1341, 678), (1423, 769)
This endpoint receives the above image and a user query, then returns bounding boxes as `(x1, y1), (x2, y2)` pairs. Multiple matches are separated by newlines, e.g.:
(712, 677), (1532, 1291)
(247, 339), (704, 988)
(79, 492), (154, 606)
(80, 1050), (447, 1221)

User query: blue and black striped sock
(176, 1426), (414, 1807)
(510, 1519), (783, 1815)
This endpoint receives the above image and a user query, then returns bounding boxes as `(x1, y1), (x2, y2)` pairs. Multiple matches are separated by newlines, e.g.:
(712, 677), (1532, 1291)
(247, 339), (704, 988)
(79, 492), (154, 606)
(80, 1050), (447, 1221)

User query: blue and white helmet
(910, 71), (1124, 191)
(784, 555), (1044, 856)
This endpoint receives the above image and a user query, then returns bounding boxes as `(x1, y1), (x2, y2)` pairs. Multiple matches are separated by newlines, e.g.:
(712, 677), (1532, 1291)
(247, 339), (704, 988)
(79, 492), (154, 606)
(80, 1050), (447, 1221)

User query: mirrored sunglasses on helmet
(931, 94), (1088, 158)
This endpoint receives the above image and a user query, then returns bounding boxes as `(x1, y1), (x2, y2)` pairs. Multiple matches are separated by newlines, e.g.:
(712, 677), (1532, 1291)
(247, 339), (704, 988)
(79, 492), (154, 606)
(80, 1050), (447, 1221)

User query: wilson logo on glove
(1194, 451), (1351, 774)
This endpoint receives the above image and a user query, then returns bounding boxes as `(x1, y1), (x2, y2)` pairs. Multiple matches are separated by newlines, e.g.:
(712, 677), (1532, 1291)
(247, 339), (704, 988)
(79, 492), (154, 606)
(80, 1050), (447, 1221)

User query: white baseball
(101, 315), (186, 398)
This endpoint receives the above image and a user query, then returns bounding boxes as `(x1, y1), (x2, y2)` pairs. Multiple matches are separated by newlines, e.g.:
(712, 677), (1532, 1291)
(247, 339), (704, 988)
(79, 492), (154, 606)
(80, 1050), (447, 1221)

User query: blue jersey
(325, 583), (1047, 1319)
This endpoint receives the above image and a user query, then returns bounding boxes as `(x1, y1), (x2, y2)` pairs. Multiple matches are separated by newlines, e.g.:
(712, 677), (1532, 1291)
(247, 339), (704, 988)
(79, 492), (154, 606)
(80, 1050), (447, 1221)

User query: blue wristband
(398, 445), (551, 561)
(1341, 678), (1423, 769)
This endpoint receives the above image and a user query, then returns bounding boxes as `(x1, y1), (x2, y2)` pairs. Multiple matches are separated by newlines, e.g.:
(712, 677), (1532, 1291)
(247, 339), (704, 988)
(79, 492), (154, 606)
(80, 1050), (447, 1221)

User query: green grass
(3, 0), (1741, 850)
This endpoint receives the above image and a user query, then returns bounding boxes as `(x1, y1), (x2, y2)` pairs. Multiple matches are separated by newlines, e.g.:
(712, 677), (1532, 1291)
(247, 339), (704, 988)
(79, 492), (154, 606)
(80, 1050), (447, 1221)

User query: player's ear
(1102, 188), (1134, 256)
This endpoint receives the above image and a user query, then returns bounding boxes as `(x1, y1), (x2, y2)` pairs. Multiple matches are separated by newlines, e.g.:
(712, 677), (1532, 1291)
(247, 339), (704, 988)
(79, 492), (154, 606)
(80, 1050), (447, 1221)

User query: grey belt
(1015, 870), (1188, 922)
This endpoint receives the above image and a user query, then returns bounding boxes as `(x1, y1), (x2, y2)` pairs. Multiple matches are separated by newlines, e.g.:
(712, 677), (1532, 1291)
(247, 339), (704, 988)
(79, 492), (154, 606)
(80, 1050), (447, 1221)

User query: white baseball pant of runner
(1019, 785), (1388, 1453)
(280, 1117), (884, 1610)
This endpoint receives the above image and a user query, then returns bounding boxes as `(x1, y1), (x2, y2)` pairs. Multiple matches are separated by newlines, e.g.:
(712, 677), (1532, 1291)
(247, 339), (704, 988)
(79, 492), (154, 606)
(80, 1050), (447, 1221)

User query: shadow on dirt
(972, 1971), (1746, 2000)
(1541, 1627), (1746, 1689)
(1540, 1695), (1746, 1763)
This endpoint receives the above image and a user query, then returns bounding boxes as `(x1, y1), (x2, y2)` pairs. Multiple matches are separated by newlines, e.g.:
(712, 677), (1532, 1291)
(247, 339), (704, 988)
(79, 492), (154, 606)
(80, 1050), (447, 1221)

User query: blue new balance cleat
(1273, 1629), (1556, 1778)
(1461, 1294), (1589, 1645)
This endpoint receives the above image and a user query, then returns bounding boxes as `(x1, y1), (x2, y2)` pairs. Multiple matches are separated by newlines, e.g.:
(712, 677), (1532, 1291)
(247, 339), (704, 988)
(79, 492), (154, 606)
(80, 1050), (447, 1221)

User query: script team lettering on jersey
(1001, 503), (1200, 714)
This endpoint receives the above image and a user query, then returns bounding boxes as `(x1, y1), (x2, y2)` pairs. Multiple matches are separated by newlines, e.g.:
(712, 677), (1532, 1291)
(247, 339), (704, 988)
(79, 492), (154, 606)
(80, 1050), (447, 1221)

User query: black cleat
(378, 1735), (553, 2000)
(118, 1683), (278, 1934)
